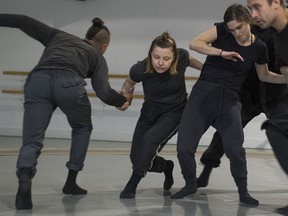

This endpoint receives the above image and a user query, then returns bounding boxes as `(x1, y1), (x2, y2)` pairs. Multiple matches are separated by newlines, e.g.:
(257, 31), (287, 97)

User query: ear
(101, 43), (109, 54)
(272, 0), (282, 8)
(102, 43), (109, 49)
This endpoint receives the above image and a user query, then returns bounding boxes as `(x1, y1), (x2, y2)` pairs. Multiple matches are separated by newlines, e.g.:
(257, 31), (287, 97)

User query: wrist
(219, 49), (223, 57)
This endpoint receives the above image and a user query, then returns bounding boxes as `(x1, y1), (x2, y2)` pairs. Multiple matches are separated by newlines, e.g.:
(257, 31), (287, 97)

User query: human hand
(117, 101), (130, 111)
(221, 50), (244, 62)
(116, 92), (133, 111)
(122, 92), (133, 105)
(280, 66), (288, 76)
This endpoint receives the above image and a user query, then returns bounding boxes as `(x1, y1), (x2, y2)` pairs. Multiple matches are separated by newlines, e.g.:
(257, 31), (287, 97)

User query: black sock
(197, 165), (213, 188)
(63, 170), (87, 195)
(171, 184), (197, 199)
(120, 172), (142, 199)
(276, 205), (288, 215)
(15, 168), (33, 210)
(239, 191), (259, 206)
(163, 160), (174, 191)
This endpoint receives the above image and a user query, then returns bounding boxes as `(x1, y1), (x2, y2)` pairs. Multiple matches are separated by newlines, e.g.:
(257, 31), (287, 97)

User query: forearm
(188, 55), (203, 71)
(259, 71), (288, 84)
(121, 78), (136, 94)
(189, 40), (222, 56)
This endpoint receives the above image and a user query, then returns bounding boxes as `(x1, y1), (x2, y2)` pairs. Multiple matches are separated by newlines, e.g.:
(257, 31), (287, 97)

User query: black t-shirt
(273, 24), (288, 66)
(130, 48), (189, 104)
(199, 22), (268, 92)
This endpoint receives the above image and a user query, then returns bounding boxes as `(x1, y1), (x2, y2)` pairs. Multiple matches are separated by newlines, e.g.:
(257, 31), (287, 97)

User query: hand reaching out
(221, 50), (244, 62)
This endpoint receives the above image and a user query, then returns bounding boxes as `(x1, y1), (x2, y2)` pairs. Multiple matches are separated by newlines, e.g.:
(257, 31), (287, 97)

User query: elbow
(189, 40), (197, 51)
(257, 73), (267, 82)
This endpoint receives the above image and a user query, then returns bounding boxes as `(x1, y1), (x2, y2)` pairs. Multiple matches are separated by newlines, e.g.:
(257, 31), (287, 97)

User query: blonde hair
(146, 32), (179, 76)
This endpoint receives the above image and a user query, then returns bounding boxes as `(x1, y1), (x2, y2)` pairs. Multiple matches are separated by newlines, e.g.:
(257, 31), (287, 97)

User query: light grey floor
(0, 136), (288, 216)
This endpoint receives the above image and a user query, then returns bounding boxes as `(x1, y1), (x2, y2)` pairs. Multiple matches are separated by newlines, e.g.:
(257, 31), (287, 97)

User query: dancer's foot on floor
(62, 183), (87, 195)
(163, 160), (174, 192)
(276, 205), (288, 215)
(239, 192), (259, 206)
(196, 165), (213, 188)
(15, 169), (33, 210)
(120, 182), (137, 199)
(171, 184), (197, 199)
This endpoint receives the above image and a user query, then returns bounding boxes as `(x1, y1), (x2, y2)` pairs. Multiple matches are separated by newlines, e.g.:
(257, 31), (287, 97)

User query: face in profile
(247, 0), (277, 29)
(151, 46), (174, 74)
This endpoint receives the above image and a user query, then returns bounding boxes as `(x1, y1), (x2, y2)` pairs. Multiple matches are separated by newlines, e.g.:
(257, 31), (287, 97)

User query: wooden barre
(1, 89), (144, 99)
(2, 71), (199, 81)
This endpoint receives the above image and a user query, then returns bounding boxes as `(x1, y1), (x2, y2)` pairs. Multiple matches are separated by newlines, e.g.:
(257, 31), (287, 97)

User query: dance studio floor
(0, 136), (287, 216)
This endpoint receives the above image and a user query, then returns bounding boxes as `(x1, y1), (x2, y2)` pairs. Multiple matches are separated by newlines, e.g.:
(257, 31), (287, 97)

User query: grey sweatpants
(16, 69), (92, 178)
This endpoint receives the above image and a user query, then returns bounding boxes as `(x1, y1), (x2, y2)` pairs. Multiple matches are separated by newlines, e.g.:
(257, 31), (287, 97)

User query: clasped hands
(117, 92), (133, 111)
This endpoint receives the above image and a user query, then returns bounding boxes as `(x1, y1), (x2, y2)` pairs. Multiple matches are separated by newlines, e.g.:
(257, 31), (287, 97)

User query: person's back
(0, 13), (130, 210)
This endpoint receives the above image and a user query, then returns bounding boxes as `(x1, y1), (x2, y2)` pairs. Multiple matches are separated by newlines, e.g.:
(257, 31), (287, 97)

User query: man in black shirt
(247, 0), (288, 214)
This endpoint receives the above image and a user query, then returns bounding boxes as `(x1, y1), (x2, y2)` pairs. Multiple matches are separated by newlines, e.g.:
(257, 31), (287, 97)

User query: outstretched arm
(116, 77), (136, 111)
(255, 63), (288, 83)
(120, 76), (136, 106)
(0, 14), (57, 46)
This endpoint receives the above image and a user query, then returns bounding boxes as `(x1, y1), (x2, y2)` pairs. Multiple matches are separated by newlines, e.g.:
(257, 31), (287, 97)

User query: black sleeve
(91, 56), (126, 107)
(129, 59), (146, 83)
(0, 14), (57, 46)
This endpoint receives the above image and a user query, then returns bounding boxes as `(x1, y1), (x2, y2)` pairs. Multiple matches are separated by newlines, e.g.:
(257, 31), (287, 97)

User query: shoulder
(129, 58), (147, 82)
(177, 48), (189, 59)
(253, 37), (267, 51)
(252, 26), (273, 43)
(131, 59), (147, 72)
(214, 22), (227, 35)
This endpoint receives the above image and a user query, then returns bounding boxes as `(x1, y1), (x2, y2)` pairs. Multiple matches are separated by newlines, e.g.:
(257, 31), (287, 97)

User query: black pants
(261, 93), (288, 175)
(200, 97), (263, 168)
(130, 100), (185, 176)
(177, 81), (247, 187)
(16, 69), (93, 178)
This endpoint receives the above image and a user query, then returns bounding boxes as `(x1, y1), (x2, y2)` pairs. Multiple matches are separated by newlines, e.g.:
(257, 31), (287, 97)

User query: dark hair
(146, 31), (179, 75)
(85, 17), (110, 44)
(223, 4), (254, 29)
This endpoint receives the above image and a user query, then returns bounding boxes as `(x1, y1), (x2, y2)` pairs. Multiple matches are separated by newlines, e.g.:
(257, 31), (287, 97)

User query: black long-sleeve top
(0, 14), (126, 107)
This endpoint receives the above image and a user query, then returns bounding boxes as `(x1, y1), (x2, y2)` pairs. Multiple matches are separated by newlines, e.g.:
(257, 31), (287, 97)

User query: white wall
(0, 0), (271, 149)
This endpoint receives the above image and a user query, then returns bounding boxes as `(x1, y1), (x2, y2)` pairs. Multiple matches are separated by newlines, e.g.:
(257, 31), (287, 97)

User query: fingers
(117, 101), (130, 111)
(223, 51), (244, 62)
(234, 53), (244, 62)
